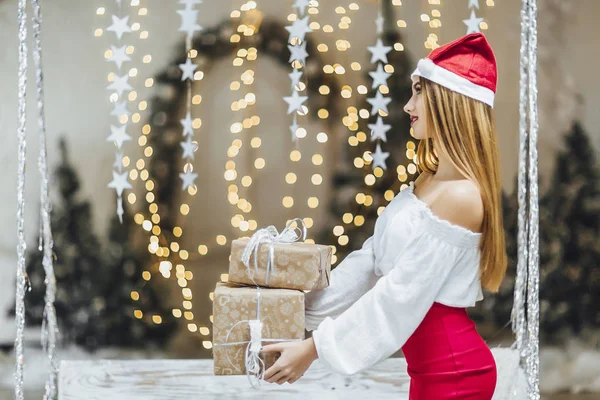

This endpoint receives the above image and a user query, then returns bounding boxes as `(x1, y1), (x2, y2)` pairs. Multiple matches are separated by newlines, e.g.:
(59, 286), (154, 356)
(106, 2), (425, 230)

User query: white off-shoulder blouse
(305, 181), (484, 375)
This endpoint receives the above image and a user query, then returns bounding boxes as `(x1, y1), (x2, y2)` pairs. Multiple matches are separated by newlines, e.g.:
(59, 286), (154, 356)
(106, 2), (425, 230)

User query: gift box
(212, 282), (305, 376)
(228, 237), (332, 290)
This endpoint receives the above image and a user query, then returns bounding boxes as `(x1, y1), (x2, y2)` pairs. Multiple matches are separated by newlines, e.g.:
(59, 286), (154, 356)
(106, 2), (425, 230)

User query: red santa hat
(411, 32), (497, 108)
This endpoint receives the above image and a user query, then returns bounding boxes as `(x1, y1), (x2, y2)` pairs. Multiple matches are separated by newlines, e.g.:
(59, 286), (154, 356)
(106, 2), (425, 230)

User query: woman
(261, 32), (506, 399)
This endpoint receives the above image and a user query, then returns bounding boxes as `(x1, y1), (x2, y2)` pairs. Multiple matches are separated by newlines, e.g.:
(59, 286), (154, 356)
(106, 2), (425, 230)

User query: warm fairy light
(285, 173), (297, 184)
(282, 196), (294, 208)
(333, 225), (344, 236)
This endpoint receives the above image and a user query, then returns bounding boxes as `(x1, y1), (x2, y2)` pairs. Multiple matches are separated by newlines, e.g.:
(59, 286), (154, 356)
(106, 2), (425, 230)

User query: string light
(423, 0), (441, 50)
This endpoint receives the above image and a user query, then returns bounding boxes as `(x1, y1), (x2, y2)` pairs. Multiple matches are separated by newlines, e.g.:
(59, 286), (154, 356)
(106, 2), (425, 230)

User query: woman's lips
(410, 117), (418, 126)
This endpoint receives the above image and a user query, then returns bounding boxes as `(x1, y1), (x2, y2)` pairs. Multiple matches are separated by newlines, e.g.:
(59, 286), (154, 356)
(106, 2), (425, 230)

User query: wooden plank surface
(59, 358), (410, 400)
(58, 348), (523, 399)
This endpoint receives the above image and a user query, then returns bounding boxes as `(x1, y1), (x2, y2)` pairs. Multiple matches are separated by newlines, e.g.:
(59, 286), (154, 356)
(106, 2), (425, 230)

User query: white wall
(0, 0), (598, 336)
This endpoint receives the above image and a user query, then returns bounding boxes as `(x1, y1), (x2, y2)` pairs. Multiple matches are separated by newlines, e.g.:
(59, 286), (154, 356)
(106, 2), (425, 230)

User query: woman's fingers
(270, 369), (288, 385)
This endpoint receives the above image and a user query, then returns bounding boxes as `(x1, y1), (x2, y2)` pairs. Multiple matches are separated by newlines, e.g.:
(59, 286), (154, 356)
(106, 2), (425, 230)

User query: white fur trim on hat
(411, 58), (495, 108)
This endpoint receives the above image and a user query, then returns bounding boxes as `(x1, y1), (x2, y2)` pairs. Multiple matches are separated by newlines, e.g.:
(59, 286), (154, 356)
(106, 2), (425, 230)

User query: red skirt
(401, 302), (497, 399)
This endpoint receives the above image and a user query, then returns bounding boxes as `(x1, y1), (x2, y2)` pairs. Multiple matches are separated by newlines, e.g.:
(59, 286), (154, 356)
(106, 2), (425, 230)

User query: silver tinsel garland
(511, 0), (540, 399)
(15, 0), (59, 398)
(31, 0), (59, 398)
(525, 0), (540, 398)
(15, 0), (28, 398)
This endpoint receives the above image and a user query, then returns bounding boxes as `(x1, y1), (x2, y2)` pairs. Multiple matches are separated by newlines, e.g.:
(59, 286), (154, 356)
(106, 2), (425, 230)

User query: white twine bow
(240, 218), (307, 285)
(212, 286), (302, 389)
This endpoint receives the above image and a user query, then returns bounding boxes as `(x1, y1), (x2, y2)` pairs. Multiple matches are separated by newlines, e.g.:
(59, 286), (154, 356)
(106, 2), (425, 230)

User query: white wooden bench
(58, 347), (525, 399)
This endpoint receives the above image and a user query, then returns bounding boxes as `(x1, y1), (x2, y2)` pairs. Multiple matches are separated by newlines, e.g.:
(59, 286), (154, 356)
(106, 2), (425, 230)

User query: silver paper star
(179, 169), (198, 191)
(368, 116), (391, 142)
(180, 112), (194, 137)
(468, 0), (480, 9)
(288, 41), (309, 65)
(108, 170), (132, 196)
(289, 69), (303, 89)
(179, 0), (203, 7)
(107, 45), (131, 69)
(285, 16), (312, 43)
(179, 58), (198, 81)
(106, 15), (132, 40)
(289, 117), (299, 140)
(371, 143), (390, 170)
(375, 13), (384, 34)
(107, 124), (132, 149)
(463, 10), (483, 34)
(106, 73), (132, 97)
(369, 63), (391, 89)
(368, 39), (392, 64)
(293, 0), (310, 15)
(283, 90), (308, 115)
(367, 91), (392, 116)
(110, 101), (130, 118)
(180, 137), (197, 160)
(177, 8), (202, 39)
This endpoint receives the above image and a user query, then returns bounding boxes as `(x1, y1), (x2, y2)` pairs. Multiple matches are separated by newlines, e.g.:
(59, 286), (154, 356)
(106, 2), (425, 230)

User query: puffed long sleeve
(305, 235), (380, 331)
(311, 227), (474, 375)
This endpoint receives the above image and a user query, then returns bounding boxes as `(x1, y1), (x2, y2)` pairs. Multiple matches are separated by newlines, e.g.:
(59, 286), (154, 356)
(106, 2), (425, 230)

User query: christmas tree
(21, 138), (105, 347)
(483, 122), (600, 342)
(14, 138), (176, 351)
(537, 122), (600, 336)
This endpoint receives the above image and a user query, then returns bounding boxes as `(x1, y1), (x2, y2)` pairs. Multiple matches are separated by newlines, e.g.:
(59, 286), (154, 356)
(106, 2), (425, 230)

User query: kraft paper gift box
(228, 238), (332, 291)
(212, 282), (305, 376)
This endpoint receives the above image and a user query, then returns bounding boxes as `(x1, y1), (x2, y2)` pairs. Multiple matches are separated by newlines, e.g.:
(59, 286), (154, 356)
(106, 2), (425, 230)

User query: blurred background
(0, 0), (598, 398)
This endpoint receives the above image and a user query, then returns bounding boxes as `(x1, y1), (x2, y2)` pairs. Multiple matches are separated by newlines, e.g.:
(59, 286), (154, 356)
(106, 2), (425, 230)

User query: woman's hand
(261, 337), (319, 385)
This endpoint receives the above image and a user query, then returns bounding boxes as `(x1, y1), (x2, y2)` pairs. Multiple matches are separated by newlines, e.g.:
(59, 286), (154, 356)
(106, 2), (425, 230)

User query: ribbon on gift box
(240, 218), (307, 286)
(212, 286), (303, 389)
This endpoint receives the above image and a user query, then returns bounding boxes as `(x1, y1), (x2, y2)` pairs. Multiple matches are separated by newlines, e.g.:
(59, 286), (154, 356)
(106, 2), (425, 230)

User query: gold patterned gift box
(228, 238), (332, 290)
(212, 281), (305, 376)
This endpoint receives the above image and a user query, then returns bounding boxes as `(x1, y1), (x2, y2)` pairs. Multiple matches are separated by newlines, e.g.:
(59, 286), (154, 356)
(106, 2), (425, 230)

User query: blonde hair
(416, 77), (507, 293)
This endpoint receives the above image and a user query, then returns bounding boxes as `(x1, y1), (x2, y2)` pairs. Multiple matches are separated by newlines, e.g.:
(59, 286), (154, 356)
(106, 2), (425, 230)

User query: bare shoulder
(429, 180), (484, 233)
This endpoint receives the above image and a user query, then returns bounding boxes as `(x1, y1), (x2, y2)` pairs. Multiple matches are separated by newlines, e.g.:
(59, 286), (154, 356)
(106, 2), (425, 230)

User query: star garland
(463, 0), (484, 34)
(177, 0), (202, 191)
(105, 0), (133, 222)
(283, 0), (314, 143)
(366, 6), (391, 171)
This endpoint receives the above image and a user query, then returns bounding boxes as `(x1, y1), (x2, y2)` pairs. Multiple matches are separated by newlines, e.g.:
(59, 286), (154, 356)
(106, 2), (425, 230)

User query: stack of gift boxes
(212, 222), (331, 377)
